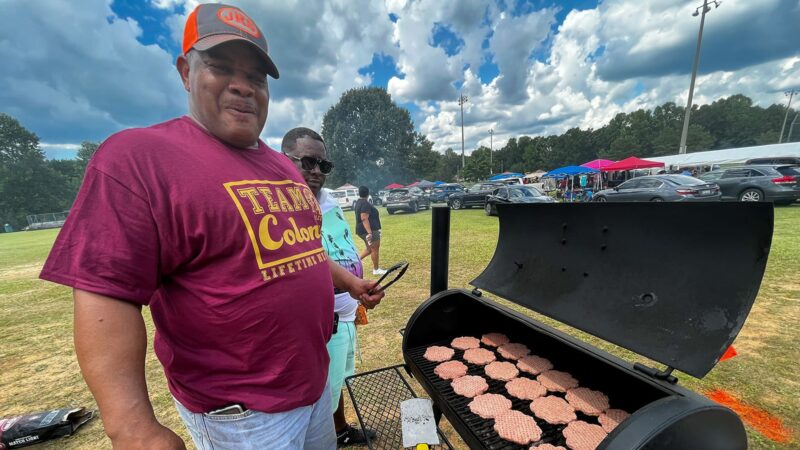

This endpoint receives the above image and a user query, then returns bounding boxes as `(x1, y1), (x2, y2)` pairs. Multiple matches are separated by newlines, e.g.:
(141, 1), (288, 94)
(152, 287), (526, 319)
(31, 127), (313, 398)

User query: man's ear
(176, 55), (191, 92)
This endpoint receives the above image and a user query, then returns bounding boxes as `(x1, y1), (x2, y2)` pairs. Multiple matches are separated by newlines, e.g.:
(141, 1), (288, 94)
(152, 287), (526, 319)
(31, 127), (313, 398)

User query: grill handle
(430, 206), (450, 296)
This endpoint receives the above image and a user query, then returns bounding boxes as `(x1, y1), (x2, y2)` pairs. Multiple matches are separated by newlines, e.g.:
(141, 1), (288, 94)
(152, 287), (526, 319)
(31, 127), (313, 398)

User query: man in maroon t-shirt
(39, 4), (382, 450)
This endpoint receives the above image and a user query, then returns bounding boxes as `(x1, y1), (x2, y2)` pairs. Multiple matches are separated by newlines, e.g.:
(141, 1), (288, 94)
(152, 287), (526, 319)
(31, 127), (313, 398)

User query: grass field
(1, 204), (798, 449)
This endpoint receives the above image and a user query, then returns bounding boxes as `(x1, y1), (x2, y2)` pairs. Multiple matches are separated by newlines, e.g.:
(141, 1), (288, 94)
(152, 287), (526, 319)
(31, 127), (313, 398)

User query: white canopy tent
(647, 142), (800, 170)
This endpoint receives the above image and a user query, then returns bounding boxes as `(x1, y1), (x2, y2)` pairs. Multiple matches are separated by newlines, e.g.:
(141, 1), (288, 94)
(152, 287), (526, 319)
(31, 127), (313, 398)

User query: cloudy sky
(2, 0), (799, 159)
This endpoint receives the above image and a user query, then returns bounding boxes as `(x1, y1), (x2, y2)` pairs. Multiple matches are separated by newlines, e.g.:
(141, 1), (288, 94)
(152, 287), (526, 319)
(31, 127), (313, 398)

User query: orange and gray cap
(182, 3), (279, 79)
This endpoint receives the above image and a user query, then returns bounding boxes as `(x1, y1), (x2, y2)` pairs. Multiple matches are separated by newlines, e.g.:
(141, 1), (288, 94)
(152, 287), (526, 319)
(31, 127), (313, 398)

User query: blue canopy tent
(488, 172), (524, 181)
(542, 166), (600, 202)
(433, 181), (445, 185)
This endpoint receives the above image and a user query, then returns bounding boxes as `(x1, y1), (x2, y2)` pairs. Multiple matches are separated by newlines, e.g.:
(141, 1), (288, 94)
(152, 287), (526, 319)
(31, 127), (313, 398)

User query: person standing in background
(354, 186), (386, 276)
(281, 127), (379, 446)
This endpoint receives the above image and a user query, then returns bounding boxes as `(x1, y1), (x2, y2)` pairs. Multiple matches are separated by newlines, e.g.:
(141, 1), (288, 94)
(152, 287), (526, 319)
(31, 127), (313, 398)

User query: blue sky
(1, 0), (798, 159)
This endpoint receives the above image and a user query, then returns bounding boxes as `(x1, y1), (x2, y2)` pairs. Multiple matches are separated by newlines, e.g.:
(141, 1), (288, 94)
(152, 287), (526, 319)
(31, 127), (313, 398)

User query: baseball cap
(182, 3), (279, 79)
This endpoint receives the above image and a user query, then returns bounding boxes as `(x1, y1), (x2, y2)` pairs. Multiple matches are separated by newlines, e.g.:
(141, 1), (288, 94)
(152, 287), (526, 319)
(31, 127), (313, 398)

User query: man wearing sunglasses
(40, 4), (383, 449)
(282, 127), (381, 447)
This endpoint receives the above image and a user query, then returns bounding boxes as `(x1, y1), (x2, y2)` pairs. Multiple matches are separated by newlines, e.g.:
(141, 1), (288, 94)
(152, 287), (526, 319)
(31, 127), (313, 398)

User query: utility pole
(458, 93), (469, 168)
(779, 89), (797, 143)
(787, 113), (799, 143)
(488, 128), (494, 175)
(679, 0), (721, 154)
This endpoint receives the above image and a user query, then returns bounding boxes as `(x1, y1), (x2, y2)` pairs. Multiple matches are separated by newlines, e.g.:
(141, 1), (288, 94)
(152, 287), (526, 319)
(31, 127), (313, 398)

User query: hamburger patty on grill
(424, 345), (454, 362)
(598, 409), (630, 433)
(434, 360), (468, 380)
(517, 355), (554, 375)
(468, 393), (512, 419)
(537, 370), (579, 393)
(506, 377), (547, 400)
(565, 387), (609, 416)
(485, 361), (520, 381)
(451, 375), (489, 398)
(463, 347), (496, 365)
(493, 410), (542, 445)
(498, 342), (531, 360)
(530, 395), (577, 425)
(562, 420), (608, 450)
(529, 444), (567, 450)
(481, 332), (510, 347)
(451, 336), (481, 350)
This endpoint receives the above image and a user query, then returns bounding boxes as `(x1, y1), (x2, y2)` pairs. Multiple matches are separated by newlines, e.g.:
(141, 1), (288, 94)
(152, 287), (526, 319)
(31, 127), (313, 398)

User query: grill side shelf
(344, 364), (453, 450)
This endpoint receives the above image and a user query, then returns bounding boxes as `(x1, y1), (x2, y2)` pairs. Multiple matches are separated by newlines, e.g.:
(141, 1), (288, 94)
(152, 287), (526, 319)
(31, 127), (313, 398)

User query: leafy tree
(0, 113), (70, 230)
(77, 141), (100, 173)
(463, 147), (492, 181)
(322, 87), (418, 190)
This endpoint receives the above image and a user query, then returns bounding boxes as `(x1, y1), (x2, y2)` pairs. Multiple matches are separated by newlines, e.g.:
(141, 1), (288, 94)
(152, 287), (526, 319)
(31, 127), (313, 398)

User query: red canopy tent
(384, 183), (404, 189)
(406, 181), (420, 187)
(601, 156), (664, 172)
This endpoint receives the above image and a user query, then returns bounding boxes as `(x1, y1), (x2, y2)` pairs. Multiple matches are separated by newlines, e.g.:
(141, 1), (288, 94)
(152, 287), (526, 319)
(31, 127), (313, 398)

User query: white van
(330, 188), (360, 210)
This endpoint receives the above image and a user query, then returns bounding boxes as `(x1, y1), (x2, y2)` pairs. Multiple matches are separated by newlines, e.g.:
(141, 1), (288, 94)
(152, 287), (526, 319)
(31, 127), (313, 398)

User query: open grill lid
(471, 202), (773, 378)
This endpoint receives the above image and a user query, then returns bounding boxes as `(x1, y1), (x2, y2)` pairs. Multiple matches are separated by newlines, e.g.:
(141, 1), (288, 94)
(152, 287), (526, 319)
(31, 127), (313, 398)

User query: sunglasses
(284, 153), (334, 175)
(368, 261), (409, 295)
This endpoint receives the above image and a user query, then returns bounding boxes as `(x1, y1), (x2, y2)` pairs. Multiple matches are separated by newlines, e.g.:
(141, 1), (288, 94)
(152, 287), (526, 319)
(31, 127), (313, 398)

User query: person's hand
(349, 278), (384, 310)
(111, 421), (186, 450)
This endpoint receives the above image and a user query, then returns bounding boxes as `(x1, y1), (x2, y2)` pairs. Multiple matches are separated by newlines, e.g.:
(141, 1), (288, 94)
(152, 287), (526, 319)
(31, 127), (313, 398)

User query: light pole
(488, 128), (494, 175)
(458, 93), (469, 168)
(678, 0), (721, 154)
(779, 89), (797, 143)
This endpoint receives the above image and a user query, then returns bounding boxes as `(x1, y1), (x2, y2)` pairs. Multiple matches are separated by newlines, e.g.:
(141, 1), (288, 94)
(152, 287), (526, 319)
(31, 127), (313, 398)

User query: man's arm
(73, 289), (185, 450)
(327, 260), (383, 309)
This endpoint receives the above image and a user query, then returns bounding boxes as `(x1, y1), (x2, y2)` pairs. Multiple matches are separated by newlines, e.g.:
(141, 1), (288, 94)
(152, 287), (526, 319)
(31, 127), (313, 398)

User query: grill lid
(471, 202), (773, 378)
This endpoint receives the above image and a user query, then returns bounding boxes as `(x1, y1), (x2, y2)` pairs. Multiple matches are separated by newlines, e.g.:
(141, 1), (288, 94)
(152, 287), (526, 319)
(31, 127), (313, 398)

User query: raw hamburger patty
(563, 420), (608, 450)
(530, 445), (567, 450)
(451, 336), (481, 350)
(498, 342), (531, 360)
(463, 348), (496, 365)
(424, 345), (455, 362)
(481, 332), (510, 347)
(434, 360), (468, 380)
(530, 395), (577, 425)
(565, 387), (610, 416)
(517, 355), (554, 375)
(451, 375), (489, 398)
(537, 370), (579, 393)
(485, 361), (520, 381)
(506, 377), (547, 400)
(598, 409), (631, 433)
(468, 393), (512, 419)
(494, 410), (542, 445)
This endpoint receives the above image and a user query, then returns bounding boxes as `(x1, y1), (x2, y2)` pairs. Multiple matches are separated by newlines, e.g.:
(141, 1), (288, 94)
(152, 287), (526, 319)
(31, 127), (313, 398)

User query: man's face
(288, 137), (327, 196)
(177, 41), (269, 148)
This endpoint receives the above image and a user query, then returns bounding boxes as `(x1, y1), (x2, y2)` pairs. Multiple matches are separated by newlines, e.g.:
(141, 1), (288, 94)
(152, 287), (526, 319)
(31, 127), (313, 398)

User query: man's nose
(228, 70), (255, 97)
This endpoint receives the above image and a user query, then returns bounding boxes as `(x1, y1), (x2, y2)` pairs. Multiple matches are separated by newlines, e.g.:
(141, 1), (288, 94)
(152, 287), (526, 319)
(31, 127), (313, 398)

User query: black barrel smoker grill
(349, 202), (773, 450)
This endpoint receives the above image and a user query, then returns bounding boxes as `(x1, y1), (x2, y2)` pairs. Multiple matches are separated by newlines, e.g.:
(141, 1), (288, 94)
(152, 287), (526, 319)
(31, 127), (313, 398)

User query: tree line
(1, 91), (795, 230)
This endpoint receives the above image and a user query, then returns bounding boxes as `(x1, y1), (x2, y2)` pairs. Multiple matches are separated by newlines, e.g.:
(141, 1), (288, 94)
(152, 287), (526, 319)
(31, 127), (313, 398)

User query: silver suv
(699, 165), (800, 205)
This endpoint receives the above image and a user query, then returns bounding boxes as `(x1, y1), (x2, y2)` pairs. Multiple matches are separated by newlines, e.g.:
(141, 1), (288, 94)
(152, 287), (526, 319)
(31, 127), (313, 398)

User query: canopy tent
(433, 181), (446, 185)
(524, 170), (547, 179)
(384, 183), (404, 189)
(406, 181), (420, 187)
(581, 159), (616, 170)
(336, 183), (357, 190)
(647, 142), (800, 169)
(489, 172), (524, 181)
(601, 157), (664, 172)
(418, 180), (436, 188)
(542, 166), (599, 178)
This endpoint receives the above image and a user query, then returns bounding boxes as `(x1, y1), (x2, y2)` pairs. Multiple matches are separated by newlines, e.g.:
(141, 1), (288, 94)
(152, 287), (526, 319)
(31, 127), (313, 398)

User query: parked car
(376, 190), (389, 206)
(329, 188), (360, 210)
(385, 187), (431, 214)
(699, 165), (800, 204)
(485, 185), (555, 216)
(593, 175), (721, 202)
(745, 157), (800, 166)
(447, 182), (504, 209)
(429, 183), (465, 203)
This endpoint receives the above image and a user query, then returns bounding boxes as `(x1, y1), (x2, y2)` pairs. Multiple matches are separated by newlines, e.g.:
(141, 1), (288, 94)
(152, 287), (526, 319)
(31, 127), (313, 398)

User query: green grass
(1, 205), (798, 449)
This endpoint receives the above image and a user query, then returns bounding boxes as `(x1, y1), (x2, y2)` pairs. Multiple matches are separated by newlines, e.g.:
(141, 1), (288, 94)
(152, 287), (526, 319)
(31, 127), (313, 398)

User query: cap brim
(193, 34), (280, 79)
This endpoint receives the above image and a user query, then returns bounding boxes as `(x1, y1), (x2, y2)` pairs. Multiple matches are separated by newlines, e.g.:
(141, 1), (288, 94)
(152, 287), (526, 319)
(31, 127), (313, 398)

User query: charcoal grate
(345, 365), (453, 450)
(408, 339), (606, 450)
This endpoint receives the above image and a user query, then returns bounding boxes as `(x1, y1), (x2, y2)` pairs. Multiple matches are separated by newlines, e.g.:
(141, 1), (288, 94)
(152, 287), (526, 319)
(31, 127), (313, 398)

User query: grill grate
(345, 365), (453, 450)
(408, 340), (605, 450)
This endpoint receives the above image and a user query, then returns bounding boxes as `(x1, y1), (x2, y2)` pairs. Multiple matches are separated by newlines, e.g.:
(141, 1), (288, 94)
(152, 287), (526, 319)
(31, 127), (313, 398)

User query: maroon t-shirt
(40, 117), (334, 413)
